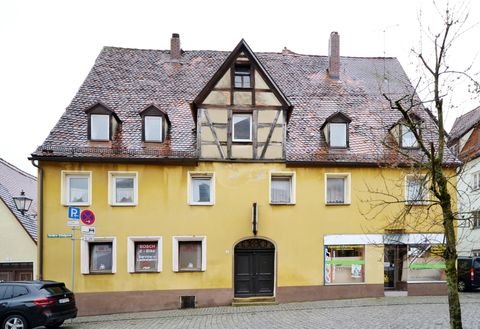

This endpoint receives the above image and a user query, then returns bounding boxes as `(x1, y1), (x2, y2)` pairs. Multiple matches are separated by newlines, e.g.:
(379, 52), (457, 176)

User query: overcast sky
(1, 0), (479, 176)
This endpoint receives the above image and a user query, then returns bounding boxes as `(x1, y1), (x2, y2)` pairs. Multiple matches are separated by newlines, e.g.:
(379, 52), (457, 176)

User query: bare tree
(363, 2), (479, 328)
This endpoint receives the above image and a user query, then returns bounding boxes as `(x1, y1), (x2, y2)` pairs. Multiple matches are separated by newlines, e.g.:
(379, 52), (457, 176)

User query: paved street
(64, 293), (480, 329)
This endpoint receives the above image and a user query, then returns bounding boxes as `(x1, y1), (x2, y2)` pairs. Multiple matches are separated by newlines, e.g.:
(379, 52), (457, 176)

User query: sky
(1, 0), (479, 176)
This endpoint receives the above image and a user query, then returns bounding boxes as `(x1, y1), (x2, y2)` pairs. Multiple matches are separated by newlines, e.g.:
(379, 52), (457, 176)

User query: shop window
(61, 171), (91, 206)
(109, 172), (138, 206)
(188, 172), (214, 205)
(324, 245), (365, 284)
(127, 237), (162, 273)
(405, 175), (428, 205)
(80, 237), (117, 274)
(407, 244), (445, 282)
(172, 236), (207, 272)
(232, 113), (252, 142)
(270, 172), (295, 204)
(234, 64), (251, 88)
(325, 173), (351, 205)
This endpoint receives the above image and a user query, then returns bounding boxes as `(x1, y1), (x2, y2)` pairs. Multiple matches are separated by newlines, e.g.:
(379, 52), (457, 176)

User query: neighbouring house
(31, 33), (457, 315)
(0, 158), (37, 280)
(448, 105), (480, 257)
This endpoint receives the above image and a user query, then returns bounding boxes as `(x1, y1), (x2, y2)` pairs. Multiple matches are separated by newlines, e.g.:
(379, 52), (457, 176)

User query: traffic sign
(82, 236), (95, 242)
(68, 207), (81, 219)
(67, 220), (80, 227)
(81, 226), (96, 235)
(80, 209), (95, 225)
(48, 233), (73, 238)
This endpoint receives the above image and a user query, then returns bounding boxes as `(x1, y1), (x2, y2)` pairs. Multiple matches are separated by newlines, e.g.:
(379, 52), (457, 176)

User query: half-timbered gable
(192, 40), (291, 161)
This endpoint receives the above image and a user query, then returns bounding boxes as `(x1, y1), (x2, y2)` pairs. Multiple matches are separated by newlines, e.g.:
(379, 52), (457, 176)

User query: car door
(0, 285), (13, 317)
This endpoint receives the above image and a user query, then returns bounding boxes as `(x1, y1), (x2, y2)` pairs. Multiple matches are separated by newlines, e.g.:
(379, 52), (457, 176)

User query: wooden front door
(234, 239), (274, 297)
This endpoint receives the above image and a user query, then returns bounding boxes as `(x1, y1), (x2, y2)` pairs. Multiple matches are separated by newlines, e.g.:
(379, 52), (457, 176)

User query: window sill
(270, 202), (295, 205)
(177, 269), (204, 273)
(189, 202), (214, 206)
(63, 203), (90, 207)
(84, 272), (115, 275)
(326, 202), (350, 206)
(130, 271), (161, 274)
(110, 203), (137, 207)
(232, 140), (253, 143)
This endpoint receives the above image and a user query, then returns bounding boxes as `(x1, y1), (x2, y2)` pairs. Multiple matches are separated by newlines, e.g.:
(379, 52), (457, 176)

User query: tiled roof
(449, 105), (480, 142)
(0, 158), (37, 242)
(32, 44), (458, 166)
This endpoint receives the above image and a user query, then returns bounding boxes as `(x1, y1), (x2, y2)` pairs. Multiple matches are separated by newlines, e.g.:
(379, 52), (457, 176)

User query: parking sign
(68, 207), (80, 219)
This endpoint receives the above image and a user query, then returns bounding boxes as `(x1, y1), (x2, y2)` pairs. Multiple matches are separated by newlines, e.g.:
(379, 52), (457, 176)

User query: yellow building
(31, 33), (456, 315)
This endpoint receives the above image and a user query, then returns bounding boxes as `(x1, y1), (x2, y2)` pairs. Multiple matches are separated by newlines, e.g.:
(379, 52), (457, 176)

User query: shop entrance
(384, 245), (407, 290)
(234, 239), (274, 297)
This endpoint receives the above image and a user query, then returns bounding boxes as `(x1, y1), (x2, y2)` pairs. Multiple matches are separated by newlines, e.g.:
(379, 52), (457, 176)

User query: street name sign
(48, 233), (73, 238)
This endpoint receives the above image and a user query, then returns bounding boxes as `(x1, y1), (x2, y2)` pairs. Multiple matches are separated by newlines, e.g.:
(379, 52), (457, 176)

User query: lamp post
(13, 190), (32, 215)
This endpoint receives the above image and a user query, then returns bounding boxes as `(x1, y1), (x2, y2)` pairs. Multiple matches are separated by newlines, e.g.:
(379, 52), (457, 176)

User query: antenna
(382, 24), (400, 83)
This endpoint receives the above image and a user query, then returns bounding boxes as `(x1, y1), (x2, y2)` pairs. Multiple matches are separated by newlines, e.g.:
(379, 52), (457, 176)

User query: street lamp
(13, 190), (33, 215)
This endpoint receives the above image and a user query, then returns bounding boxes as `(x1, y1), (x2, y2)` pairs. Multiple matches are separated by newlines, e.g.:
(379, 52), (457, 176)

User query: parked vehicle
(0, 280), (77, 329)
(457, 257), (480, 292)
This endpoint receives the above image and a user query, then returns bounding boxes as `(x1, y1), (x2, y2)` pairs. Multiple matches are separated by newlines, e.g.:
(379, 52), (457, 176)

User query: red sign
(80, 209), (95, 225)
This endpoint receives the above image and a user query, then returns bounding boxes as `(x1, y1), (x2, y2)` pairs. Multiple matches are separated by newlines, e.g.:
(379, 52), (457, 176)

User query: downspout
(31, 159), (43, 280)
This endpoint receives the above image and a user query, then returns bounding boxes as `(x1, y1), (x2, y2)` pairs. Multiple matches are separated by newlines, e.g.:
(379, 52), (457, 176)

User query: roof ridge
(0, 158), (37, 181)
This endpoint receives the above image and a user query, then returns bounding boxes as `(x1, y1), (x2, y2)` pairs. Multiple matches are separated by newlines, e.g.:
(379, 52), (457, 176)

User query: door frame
(232, 237), (277, 298)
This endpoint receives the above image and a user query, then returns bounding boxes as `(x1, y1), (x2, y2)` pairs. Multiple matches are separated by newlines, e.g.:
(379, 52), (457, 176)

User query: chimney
(170, 33), (181, 60)
(328, 32), (340, 79)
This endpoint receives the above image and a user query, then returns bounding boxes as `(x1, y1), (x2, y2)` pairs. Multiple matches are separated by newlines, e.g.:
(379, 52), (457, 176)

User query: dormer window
(400, 124), (419, 148)
(232, 113), (252, 142)
(85, 103), (120, 141)
(140, 105), (169, 143)
(234, 64), (251, 89)
(322, 112), (351, 149)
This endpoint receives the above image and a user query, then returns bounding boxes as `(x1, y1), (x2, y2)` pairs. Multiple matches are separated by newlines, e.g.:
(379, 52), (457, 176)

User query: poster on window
(135, 243), (158, 272)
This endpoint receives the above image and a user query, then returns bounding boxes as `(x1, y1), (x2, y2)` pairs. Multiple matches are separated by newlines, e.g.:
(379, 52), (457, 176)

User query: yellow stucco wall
(40, 161), (449, 293)
(0, 200), (37, 276)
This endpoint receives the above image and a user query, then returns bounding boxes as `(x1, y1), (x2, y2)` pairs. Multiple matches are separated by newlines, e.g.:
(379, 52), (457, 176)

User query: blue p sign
(68, 207), (80, 219)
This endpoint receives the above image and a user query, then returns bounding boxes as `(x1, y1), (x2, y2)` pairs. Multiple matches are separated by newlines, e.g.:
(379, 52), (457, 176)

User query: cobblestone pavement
(63, 293), (480, 329)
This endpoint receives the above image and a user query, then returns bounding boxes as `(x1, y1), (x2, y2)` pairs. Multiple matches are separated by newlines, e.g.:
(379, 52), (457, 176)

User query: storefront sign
(135, 243), (158, 271)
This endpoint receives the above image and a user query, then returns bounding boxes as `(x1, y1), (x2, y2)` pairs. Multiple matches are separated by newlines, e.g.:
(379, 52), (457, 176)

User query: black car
(0, 280), (77, 329)
(458, 256), (480, 292)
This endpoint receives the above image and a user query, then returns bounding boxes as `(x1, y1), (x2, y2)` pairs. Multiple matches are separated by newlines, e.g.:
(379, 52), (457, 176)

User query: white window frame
(400, 124), (419, 148)
(329, 123), (348, 148)
(108, 171), (138, 206)
(172, 236), (207, 272)
(232, 113), (253, 142)
(325, 173), (351, 205)
(472, 171), (480, 191)
(472, 211), (480, 229)
(80, 237), (117, 274)
(144, 116), (163, 142)
(188, 172), (215, 205)
(61, 171), (92, 206)
(405, 174), (428, 205)
(269, 171), (296, 205)
(127, 236), (162, 273)
(90, 114), (110, 141)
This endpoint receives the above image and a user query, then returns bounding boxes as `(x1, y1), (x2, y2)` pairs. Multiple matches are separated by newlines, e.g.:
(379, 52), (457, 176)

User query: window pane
(402, 125), (418, 148)
(271, 177), (291, 203)
(325, 246), (365, 284)
(135, 242), (158, 272)
(192, 177), (211, 203)
(91, 114), (109, 140)
(407, 244), (445, 281)
(234, 76), (243, 88)
(233, 114), (252, 141)
(179, 241), (202, 271)
(115, 177), (134, 203)
(90, 243), (112, 273)
(69, 176), (88, 203)
(327, 178), (345, 204)
(330, 123), (347, 147)
(407, 177), (425, 203)
(145, 116), (162, 142)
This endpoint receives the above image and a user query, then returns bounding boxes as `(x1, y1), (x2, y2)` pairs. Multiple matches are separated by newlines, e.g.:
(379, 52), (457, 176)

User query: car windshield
(42, 285), (69, 294)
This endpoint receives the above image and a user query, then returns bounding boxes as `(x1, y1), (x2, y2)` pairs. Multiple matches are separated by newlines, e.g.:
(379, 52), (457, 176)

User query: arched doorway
(234, 238), (275, 297)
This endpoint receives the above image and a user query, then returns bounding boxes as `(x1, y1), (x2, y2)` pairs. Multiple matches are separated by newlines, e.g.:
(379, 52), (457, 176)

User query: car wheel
(458, 280), (468, 292)
(45, 320), (64, 328)
(2, 314), (28, 329)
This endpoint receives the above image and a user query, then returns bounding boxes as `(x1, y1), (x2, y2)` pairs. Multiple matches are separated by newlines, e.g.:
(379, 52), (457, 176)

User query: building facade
(449, 106), (480, 256)
(32, 33), (456, 315)
(0, 158), (37, 280)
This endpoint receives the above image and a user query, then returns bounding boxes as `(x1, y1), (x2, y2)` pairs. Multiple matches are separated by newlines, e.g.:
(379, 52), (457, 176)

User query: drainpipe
(31, 159), (43, 280)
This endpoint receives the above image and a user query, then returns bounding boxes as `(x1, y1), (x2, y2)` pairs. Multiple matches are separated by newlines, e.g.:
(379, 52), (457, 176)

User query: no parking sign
(80, 209), (95, 226)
